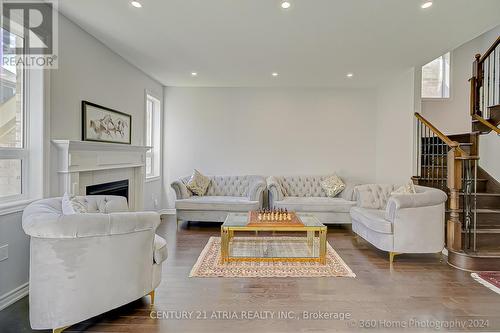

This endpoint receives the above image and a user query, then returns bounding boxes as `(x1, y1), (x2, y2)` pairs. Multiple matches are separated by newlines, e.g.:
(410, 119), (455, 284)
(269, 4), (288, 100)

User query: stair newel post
(447, 146), (463, 251)
(470, 53), (481, 117)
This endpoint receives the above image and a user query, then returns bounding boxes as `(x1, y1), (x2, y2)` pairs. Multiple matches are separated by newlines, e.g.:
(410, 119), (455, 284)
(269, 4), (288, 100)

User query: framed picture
(82, 101), (132, 144)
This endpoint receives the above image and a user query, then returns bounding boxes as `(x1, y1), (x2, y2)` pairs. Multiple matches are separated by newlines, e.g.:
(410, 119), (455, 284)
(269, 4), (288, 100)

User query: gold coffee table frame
(221, 213), (327, 264)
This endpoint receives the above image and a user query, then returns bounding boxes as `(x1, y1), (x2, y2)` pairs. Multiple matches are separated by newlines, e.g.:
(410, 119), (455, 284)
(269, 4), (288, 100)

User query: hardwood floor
(2, 215), (500, 333)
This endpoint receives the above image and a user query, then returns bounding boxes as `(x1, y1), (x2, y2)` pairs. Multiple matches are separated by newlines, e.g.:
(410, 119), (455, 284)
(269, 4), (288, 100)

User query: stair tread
(448, 209), (500, 213)
(474, 229), (500, 233)
(462, 250), (500, 257)
(459, 192), (500, 197)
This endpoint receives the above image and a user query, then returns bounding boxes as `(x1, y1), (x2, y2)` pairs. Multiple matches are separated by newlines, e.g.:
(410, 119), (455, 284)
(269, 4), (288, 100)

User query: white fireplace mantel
(52, 140), (151, 211)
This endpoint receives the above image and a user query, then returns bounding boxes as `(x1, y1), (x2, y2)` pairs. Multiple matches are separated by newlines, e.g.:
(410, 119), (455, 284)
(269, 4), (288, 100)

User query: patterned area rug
(471, 272), (500, 295)
(189, 237), (356, 278)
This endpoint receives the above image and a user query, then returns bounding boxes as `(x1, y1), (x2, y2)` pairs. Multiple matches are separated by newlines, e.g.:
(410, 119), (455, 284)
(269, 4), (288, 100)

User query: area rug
(471, 272), (500, 295)
(189, 236), (356, 278)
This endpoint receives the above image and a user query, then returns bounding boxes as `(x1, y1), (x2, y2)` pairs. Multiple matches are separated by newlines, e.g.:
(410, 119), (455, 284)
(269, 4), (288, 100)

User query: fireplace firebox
(86, 180), (129, 201)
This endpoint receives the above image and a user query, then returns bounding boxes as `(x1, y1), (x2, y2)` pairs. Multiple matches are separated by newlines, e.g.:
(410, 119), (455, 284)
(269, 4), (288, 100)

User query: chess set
(247, 209), (303, 227)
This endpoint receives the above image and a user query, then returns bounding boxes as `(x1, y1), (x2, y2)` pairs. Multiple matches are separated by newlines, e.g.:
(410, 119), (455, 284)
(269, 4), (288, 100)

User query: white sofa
(171, 175), (267, 223)
(350, 184), (447, 263)
(22, 196), (167, 332)
(267, 175), (360, 224)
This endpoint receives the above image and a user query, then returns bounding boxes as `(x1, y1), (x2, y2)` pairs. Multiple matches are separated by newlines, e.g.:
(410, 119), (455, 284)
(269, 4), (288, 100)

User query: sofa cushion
(62, 193), (87, 215)
(175, 196), (260, 211)
(320, 174), (346, 197)
(153, 235), (168, 264)
(186, 169), (211, 196)
(392, 180), (416, 195)
(350, 207), (393, 234)
(273, 197), (356, 213)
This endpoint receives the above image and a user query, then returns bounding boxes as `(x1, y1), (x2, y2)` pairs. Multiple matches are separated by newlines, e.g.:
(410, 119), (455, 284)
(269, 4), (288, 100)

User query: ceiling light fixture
(281, 1), (291, 9)
(272, 72), (279, 77)
(346, 73), (354, 78)
(131, 1), (142, 8)
(421, 1), (433, 9)
(191, 72), (198, 77)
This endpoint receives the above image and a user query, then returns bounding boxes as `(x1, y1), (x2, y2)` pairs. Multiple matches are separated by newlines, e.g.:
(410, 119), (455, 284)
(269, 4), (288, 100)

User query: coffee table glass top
(222, 212), (324, 229)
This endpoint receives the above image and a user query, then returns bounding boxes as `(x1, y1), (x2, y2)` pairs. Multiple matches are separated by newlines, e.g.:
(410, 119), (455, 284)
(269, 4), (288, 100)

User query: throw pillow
(320, 174), (346, 198)
(62, 193), (88, 215)
(186, 169), (211, 196)
(391, 180), (417, 195)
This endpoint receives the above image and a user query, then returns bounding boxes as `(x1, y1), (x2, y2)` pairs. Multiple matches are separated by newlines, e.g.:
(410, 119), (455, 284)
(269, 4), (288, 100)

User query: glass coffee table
(221, 212), (327, 264)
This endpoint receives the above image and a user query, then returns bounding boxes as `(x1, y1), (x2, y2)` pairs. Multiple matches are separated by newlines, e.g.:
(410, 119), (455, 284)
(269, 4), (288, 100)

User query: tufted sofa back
(274, 175), (335, 197)
(23, 195), (129, 219)
(182, 175), (265, 197)
(354, 184), (399, 209)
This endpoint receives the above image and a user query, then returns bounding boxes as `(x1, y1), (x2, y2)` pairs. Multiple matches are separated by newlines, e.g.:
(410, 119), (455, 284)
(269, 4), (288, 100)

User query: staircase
(415, 131), (500, 248)
(412, 35), (500, 271)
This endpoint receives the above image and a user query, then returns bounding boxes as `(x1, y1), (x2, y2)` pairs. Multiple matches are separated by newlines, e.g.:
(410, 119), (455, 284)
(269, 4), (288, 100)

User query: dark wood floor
(2, 215), (500, 333)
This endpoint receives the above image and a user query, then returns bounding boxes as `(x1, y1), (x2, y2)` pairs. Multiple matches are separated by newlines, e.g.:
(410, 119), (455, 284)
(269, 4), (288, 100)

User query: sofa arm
(385, 187), (447, 222)
(248, 178), (267, 201)
(267, 176), (284, 205)
(171, 180), (191, 199)
(23, 211), (161, 239)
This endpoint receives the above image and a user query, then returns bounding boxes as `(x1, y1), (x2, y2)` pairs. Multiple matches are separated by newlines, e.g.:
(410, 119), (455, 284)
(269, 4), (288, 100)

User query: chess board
(247, 211), (304, 227)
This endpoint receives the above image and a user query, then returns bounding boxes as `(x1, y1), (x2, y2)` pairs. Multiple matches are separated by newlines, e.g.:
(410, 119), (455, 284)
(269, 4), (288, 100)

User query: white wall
(421, 25), (500, 135)
(163, 87), (377, 208)
(480, 132), (500, 181)
(50, 14), (164, 211)
(375, 69), (417, 184)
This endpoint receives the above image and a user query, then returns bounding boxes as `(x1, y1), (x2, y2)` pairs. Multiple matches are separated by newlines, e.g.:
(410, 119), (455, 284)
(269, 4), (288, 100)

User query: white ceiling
(58, 0), (500, 88)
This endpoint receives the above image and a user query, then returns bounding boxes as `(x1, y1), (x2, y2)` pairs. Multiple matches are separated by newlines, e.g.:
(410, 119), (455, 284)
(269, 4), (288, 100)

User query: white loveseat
(350, 184), (447, 263)
(22, 196), (167, 332)
(171, 175), (267, 223)
(267, 175), (360, 224)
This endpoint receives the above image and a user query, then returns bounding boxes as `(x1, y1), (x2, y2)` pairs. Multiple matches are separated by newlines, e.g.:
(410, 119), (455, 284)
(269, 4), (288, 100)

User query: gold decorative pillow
(320, 174), (346, 198)
(391, 180), (416, 195)
(186, 169), (210, 196)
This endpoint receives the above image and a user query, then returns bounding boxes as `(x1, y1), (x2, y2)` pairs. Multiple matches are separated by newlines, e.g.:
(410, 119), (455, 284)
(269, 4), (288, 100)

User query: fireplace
(86, 180), (129, 201)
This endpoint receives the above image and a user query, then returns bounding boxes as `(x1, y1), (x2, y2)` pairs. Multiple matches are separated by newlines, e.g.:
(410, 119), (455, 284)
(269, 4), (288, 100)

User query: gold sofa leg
(389, 252), (401, 264)
(53, 326), (69, 333)
(149, 290), (155, 305)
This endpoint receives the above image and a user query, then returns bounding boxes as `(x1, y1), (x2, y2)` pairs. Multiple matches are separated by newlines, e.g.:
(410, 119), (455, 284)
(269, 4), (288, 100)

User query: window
(0, 28), (26, 201)
(145, 93), (161, 180)
(421, 52), (450, 99)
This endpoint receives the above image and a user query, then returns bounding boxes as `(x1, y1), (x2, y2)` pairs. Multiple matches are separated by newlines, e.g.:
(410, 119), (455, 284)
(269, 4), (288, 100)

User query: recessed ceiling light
(281, 1), (291, 9)
(421, 1), (433, 9)
(346, 73), (354, 78)
(272, 72), (279, 77)
(131, 1), (142, 8)
(191, 72), (198, 77)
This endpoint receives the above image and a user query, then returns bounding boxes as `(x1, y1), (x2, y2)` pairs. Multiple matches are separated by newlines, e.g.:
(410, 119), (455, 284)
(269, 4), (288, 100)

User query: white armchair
(350, 185), (447, 263)
(22, 196), (167, 332)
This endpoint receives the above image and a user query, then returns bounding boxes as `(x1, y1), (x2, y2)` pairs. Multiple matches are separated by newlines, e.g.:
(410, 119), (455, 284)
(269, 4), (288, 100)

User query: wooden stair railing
(470, 35), (500, 135)
(414, 113), (479, 252)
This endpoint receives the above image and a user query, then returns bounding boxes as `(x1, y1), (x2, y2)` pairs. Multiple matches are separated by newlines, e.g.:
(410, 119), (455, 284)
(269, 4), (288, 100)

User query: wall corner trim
(0, 282), (29, 311)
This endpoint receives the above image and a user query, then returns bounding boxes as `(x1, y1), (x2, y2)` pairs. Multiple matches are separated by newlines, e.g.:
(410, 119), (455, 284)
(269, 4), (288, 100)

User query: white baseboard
(159, 209), (176, 215)
(0, 282), (28, 311)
